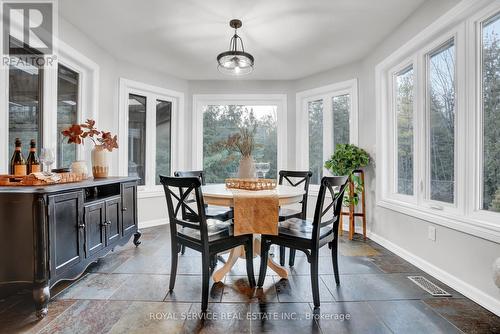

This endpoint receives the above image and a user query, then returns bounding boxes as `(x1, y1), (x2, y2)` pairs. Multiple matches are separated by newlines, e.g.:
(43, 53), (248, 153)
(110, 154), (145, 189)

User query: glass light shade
(217, 51), (254, 75)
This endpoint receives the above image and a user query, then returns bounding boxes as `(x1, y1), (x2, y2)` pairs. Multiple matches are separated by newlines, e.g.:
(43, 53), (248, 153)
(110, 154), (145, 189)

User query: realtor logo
(2, 1), (53, 55)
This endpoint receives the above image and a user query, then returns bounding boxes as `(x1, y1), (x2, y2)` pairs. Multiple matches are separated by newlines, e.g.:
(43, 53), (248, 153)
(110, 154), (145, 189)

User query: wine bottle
(10, 138), (27, 176)
(27, 139), (41, 174)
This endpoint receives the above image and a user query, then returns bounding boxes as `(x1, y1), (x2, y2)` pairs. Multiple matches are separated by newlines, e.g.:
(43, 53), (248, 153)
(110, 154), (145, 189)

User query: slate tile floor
(1, 225), (499, 334)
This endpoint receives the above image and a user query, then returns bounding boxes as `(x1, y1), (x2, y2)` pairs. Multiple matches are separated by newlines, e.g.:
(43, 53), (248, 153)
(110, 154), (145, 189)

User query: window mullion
(145, 94), (156, 188)
(323, 95), (333, 177)
(416, 52), (427, 207)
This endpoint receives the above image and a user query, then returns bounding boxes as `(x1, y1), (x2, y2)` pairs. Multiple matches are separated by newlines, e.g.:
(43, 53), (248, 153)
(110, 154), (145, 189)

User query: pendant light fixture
(217, 19), (254, 75)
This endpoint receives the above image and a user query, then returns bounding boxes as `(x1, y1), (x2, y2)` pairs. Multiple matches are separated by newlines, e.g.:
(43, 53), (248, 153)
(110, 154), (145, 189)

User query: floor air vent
(408, 276), (451, 297)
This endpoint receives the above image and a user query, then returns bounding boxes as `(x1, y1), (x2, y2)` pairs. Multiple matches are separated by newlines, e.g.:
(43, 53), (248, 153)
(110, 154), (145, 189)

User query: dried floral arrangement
(223, 126), (256, 157)
(218, 111), (259, 157)
(61, 119), (119, 152)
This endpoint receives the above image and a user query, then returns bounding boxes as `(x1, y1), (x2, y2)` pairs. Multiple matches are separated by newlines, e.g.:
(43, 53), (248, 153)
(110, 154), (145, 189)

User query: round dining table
(201, 183), (305, 282)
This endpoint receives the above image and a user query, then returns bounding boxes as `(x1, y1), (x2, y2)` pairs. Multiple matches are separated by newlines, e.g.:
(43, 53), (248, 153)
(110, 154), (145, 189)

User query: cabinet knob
(122, 207), (128, 212)
(78, 223), (85, 229)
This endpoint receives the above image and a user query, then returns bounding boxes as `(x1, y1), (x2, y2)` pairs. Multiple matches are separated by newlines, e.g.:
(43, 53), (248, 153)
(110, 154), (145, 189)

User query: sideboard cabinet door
(48, 191), (84, 277)
(121, 182), (137, 236)
(105, 197), (121, 245)
(83, 201), (106, 257)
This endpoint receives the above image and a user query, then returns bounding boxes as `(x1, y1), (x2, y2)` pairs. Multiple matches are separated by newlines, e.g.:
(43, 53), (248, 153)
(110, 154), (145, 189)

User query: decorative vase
(70, 160), (88, 179)
(91, 146), (109, 178)
(238, 155), (256, 179)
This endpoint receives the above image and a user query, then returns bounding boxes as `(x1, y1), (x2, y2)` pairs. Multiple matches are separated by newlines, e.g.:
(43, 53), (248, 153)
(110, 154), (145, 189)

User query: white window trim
(192, 94), (287, 178)
(0, 39), (98, 173)
(295, 79), (359, 195)
(118, 78), (185, 197)
(376, 0), (500, 243)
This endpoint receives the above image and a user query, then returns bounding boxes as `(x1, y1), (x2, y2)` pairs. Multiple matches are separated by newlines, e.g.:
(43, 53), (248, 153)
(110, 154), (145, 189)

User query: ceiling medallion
(217, 19), (254, 75)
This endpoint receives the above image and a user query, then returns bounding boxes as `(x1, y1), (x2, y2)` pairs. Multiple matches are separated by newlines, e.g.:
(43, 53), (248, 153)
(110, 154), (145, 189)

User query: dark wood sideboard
(0, 177), (141, 318)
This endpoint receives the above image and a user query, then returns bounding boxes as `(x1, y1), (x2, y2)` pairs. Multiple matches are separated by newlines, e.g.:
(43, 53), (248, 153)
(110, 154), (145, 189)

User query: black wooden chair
(160, 176), (255, 312)
(278, 170), (313, 266)
(258, 176), (348, 309)
(174, 170), (233, 255)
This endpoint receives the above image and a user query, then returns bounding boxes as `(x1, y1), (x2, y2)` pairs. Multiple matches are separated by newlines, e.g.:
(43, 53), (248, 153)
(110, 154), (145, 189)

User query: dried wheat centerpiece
(225, 178), (277, 191)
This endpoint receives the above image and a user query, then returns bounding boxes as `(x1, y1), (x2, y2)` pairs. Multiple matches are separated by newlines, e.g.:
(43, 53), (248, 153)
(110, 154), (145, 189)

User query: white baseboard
(139, 218), (168, 229)
(368, 231), (500, 317)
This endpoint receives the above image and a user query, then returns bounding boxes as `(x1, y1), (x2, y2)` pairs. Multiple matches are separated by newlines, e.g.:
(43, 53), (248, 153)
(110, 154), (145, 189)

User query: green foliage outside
(483, 19), (500, 212)
(203, 105), (277, 183)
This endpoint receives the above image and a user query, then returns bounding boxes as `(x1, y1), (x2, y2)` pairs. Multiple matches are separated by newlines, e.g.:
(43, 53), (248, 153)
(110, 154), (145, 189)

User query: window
(376, 2), (500, 240)
(308, 100), (323, 184)
(155, 100), (172, 185)
(428, 41), (456, 204)
(333, 94), (351, 149)
(481, 13), (500, 212)
(1, 42), (98, 173)
(193, 94), (287, 183)
(202, 105), (278, 183)
(395, 66), (414, 195)
(297, 80), (358, 186)
(8, 62), (43, 161)
(57, 64), (79, 168)
(119, 79), (182, 193)
(128, 94), (147, 185)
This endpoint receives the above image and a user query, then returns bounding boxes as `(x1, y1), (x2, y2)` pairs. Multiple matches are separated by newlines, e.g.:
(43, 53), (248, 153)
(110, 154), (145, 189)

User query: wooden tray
(225, 178), (277, 191)
(0, 172), (87, 186)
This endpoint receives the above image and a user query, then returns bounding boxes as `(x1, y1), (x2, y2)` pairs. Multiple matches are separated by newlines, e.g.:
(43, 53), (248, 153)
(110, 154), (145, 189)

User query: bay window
(376, 1), (500, 240)
(296, 80), (358, 186)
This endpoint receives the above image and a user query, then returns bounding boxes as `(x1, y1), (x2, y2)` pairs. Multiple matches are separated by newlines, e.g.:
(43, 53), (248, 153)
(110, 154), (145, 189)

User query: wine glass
(254, 163), (265, 178)
(261, 162), (270, 178)
(40, 148), (55, 175)
(255, 162), (271, 178)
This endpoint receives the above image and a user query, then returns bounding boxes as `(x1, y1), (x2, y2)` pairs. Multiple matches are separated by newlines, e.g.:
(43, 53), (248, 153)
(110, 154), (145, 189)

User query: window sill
(377, 198), (500, 243)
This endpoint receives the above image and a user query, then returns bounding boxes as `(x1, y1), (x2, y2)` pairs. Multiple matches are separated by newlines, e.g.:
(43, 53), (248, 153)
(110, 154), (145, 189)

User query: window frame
(296, 79), (359, 193)
(376, 0), (500, 243)
(192, 94), (288, 178)
(389, 59), (418, 203)
(0, 40), (98, 173)
(118, 78), (184, 197)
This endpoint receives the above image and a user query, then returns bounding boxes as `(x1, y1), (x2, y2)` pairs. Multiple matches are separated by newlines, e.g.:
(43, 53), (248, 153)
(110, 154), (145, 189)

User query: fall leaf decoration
(61, 124), (84, 144)
(61, 119), (119, 152)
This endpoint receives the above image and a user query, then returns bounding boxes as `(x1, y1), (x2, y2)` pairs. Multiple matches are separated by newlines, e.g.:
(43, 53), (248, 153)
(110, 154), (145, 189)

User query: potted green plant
(324, 144), (370, 206)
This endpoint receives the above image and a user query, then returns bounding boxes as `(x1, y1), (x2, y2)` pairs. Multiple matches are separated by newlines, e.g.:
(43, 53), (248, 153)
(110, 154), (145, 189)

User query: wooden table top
(201, 183), (305, 206)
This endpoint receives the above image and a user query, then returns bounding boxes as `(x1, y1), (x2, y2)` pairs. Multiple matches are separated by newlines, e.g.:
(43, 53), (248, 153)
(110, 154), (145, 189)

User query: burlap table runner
(232, 189), (279, 236)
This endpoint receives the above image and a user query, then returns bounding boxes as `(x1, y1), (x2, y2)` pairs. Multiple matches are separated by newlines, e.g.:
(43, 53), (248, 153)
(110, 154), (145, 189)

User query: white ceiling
(59, 0), (426, 80)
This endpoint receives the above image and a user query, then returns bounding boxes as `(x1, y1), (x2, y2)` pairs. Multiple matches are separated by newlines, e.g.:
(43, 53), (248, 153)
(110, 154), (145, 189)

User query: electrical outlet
(428, 226), (436, 241)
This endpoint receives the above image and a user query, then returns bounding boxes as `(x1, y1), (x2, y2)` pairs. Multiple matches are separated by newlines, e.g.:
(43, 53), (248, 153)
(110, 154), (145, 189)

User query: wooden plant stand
(339, 169), (367, 240)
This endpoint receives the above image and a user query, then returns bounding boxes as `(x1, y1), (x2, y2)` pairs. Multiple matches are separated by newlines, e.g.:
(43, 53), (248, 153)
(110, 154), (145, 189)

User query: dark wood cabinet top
(0, 176), (139, 194)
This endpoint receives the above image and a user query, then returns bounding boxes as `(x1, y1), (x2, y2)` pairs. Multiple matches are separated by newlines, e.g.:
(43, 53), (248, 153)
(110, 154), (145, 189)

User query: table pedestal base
(212, 237), (288, 282)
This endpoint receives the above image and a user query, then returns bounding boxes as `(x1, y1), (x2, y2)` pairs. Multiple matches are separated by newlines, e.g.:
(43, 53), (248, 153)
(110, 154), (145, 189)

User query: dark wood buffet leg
(133, 230), (142, 246)
(33, 283), (50, 318)
(33, 195), (50, 318)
